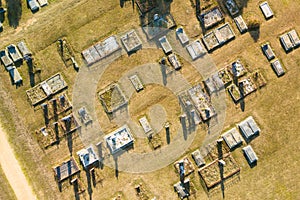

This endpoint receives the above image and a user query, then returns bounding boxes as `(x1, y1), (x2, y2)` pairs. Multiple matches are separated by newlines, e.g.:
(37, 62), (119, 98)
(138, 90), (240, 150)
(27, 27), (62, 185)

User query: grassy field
(0, 0), (299, 199)
(0, 165), (17, 200)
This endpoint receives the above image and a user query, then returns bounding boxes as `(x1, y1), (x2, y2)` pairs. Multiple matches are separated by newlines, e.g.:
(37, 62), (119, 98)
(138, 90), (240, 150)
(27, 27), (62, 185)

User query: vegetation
(0, 0), (299, 199)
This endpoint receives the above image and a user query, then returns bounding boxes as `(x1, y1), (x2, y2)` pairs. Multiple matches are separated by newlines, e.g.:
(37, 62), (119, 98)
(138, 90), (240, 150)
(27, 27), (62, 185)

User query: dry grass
(0, 165), (17, 200)
(0, 0), (299, 199)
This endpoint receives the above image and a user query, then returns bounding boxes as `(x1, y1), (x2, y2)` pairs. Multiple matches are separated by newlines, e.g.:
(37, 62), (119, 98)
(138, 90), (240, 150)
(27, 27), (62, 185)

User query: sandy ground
(0, 124), (37, 200)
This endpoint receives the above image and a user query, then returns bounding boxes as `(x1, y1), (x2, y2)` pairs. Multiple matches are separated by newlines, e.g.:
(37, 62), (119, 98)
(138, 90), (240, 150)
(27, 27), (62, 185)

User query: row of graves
(179, 83), (216, 125)
(261, 42), (285, 77)
(199, 6), (236, 52)
(53, 145), (103, 193)
(198, 0), (280, 53)
(173, 116), (261, 198)
(280, 29), (300, 53)
(258, 1), (285, 78)
(202, 59), (267, 103)
(82, 28), (144, 65)
(27, 0), (48, 13)
(98, 81), (163, 150)
(0, 41), (32, 86)
(81, 12), (177, 66)
(52, 123), (135, 194)
(224, 0), (248, 34)
(157, 24), (207, 63)
(25, 73), (81, 149)
(258, 2), (300, 77)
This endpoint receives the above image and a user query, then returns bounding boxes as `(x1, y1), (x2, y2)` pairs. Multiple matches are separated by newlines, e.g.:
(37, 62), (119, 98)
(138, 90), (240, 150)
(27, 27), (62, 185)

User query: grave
(176, 27), (189, 45)
(288, 29), (300, 48)
(225, 0), (239, 16)
(37, 0), (48, 7)
(0, 49), (13, 68)
(261, 43), (275, 60)
(202, 31), (219, 51)
(142, 14), (176, 40)
(129, 74), (144, 92)
(242, 145), (258, 165)
(222, 128), (243, 150)
(78, 107), (93, 125)
(54, 157), (80, 183)
(7, 44), (22, 63)
(280, 32), (294, 52)
(174, 157), (195, 177)
(77, 145), (99, 169)
(202, 23), (235, 51)
(199, 7), (224, 29)
(217, 67), (232, 87)
(168, 53), (182, 70)
(37, 126), (58, 148)
(8, 66), (22, 85)
(238, 116), (260, 142)
(59, 114), (80, 134)
(227, 84), (241, 103)
(17, 41), (32, 57)
(198, 154), (240, 190)
(26, 73), (68, 106)
(214, 23), (235, 45)
(159, 36), (172, 54)
(82, 36), (121, 65)
(98, 83), (127, 114)
(228, 60), (247, 78)
(271, 59), (285, 77)
(28, 0), (39, 12)
(186, 40), (206, 60)
(174, 179), (190, 200)
(188, 84), (216, 121)
(238, 77), (257, 96)
(139, 116), (153, 136)
(191, 150), (206, 167)
(104, 124), (134, 154)
(135, 0), (157, 15)
(260, 1), (273, 19)
(234, 15), (248, 33)
(121, 30), (142, 53)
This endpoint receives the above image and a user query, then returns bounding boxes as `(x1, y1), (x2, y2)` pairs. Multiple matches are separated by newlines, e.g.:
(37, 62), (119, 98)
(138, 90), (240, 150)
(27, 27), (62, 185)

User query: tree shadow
(249, 28), (260, 42)
(235, 0), (250, 14)
(138, 0), (172, 27)
(0, 10), (5, 24)
(5, 0), (22, 28)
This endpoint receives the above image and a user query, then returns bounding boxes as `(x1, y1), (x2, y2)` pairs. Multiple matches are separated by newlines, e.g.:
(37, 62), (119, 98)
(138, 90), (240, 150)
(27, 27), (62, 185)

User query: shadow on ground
(5, 0), (22, 28)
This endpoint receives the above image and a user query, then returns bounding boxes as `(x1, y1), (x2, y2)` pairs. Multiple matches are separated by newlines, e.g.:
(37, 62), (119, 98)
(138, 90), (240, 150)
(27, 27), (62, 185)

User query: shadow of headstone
(180, 114), (188, 140)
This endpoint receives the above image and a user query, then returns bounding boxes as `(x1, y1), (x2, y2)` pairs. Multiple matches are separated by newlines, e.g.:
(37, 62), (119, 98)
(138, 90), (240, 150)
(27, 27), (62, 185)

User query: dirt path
(0, 124), (37, 200)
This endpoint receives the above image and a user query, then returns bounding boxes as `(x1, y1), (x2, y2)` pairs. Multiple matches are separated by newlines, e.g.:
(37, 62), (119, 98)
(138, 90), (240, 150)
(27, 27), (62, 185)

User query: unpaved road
(0, 125), (37, 200)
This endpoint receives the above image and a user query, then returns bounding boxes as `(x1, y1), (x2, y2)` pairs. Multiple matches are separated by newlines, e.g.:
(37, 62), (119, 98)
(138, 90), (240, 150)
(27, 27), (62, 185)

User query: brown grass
(0, 0), (299, 199)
